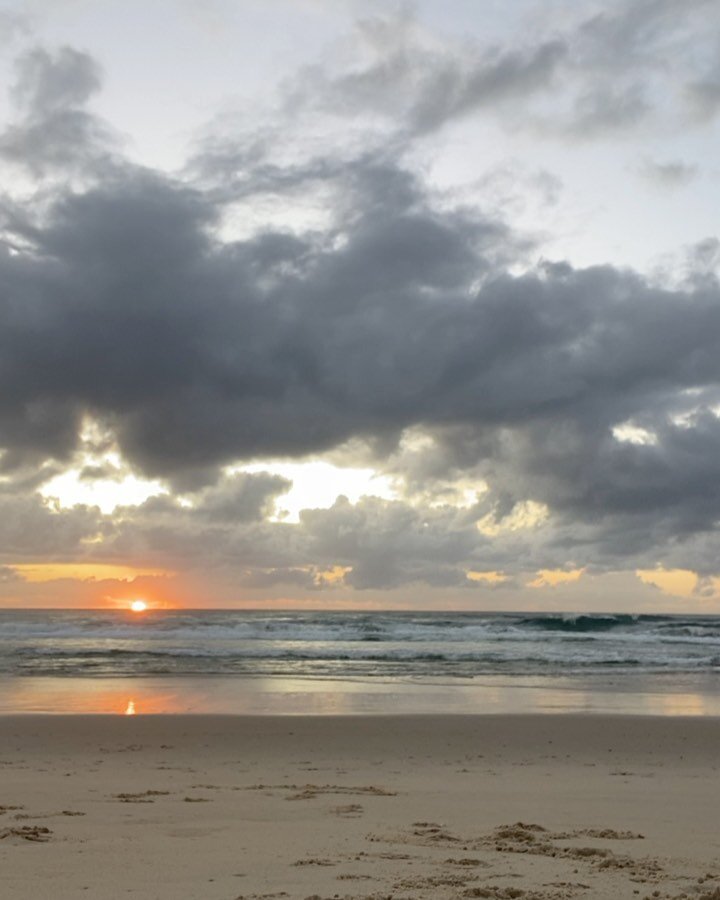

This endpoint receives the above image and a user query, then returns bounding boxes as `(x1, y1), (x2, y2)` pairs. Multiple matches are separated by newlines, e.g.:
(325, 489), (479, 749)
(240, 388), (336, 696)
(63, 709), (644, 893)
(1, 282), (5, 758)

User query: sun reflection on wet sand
(0, 679), (196, 715)
(1, 674), (720, 716)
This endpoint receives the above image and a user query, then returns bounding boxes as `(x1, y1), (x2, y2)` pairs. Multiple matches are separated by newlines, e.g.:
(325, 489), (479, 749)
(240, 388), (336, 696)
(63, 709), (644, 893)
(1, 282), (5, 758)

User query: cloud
(685, 238), (720, 279)
(686, 77), (720, 122)
(2, 138), (720, 577)
(189, 472), (291, 523)
(573, 0), (712, 68)
(299, 495), (483, 589)
(0, 566), (22, 584)
(280, 1), (720, 140)
(11, 45), (101, 112)
(0, 31), (719, 595)
(95, 473), (303, 573)
(638, 158), (698, 187)
(564, 84), (651, 137)
(0, 9), (28, 46)
(297, 14), (566, 135)
(0, 45), (115, 177)
(0, 489), (102, 560)
(0, 148), (518, 480)
(286, 11), (566, 136)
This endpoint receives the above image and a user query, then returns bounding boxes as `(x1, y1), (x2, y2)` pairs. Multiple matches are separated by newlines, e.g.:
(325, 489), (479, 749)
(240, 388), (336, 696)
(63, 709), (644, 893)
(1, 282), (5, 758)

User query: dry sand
(1, 714), (720, 900)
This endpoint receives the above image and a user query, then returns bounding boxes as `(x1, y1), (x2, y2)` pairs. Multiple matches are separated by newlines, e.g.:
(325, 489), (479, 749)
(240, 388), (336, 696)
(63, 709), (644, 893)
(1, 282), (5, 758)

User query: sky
(1, 0), (720, 612)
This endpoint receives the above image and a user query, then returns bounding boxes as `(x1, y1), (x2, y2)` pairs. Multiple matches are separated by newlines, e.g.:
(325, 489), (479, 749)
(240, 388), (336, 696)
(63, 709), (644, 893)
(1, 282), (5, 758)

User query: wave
(2, 610), (720, 679)
(4, 611), (715, 642)
(517, 613), (642, 632)
(12, 658), (720, 680)
(8, 644), (720, 668)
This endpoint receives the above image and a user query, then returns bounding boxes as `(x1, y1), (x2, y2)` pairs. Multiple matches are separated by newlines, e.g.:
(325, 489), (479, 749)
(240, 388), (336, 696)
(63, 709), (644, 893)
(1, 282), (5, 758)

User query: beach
(2, 1), (719, 897)
(2, 714), (720, 900)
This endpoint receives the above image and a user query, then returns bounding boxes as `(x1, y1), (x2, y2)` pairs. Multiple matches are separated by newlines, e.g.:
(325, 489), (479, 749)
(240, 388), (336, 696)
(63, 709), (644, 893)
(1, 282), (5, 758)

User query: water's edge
(2, 609), (719, 714)
(2, 671), (720, 715)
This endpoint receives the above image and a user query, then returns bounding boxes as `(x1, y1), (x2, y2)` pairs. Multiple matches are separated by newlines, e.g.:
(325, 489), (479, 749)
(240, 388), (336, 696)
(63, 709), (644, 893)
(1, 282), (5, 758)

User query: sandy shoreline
(2, 714), (720, 899)
(4, 672), (720, 716)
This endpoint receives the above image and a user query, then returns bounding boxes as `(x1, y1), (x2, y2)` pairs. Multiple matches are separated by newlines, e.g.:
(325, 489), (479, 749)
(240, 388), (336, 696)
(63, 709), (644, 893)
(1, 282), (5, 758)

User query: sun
(130, 600), (148, 613)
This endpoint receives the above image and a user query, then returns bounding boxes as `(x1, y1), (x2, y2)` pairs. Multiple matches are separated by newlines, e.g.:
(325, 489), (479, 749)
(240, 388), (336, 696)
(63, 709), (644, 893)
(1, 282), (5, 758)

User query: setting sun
(130, 600), (147, 613)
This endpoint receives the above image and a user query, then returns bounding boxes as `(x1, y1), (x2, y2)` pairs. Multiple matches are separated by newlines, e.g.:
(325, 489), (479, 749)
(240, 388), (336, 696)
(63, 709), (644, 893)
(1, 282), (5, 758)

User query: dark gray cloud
(0, 31), (719, 590)
(3, 145), (720, 581)
(190, 472), (291, 524)
(97, 473), (301, 573)
(3, 148), (720, 501)
(300, 496), (483, 589)
(0, 489), (102, 560)
(0, 146), (520, 484)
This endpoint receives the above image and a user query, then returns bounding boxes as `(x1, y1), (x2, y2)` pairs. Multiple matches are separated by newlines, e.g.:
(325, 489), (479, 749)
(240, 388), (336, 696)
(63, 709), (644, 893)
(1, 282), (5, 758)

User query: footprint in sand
(242, 782), (397, 801)
(13, 810), (85, 820)
(330, 803), (364, 817)
(0, 825), (52, 843)
(112, 790), (171, 803)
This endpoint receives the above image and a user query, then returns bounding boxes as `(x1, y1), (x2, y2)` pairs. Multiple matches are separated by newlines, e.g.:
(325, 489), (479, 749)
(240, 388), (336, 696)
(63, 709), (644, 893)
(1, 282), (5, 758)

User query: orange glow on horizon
(314, 565), (352, 586)
(528, 568), (585, 589)
(12, 563), (173, 583)
(635, 567), (720, 600)
(130, 600), (148, 613)
(466, 570), (508, 584)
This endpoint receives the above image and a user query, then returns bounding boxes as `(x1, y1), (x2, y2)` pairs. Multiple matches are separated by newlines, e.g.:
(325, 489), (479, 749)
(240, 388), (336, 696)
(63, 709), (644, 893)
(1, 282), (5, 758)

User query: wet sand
(1, 714), (720, 899)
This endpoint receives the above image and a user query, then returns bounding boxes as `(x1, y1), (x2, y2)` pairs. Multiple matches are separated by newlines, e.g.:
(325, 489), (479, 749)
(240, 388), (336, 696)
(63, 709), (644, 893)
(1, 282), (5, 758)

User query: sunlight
(130, 600), (148, 613)
(235, 459), (397, 522)
(636, 567), (699, 598)
(612, 422), (658, 446)
(528, 568), (585, 589)
(40, 468), (167, 513)
(466, 570), (508, 585)
(477, 500), (550, 536)
(12, 563), (170, 583)
(38, 416), (167, 513)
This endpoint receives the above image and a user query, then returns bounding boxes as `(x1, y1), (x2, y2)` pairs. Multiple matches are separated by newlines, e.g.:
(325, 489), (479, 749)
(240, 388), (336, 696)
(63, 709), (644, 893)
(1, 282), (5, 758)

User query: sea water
(1, 609), (719, 714)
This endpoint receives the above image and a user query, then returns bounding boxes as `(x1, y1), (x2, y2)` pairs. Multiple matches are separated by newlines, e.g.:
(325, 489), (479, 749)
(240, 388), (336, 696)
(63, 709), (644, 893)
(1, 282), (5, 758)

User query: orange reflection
(0, 679), (191, 714)
(3, 676), (720, 717)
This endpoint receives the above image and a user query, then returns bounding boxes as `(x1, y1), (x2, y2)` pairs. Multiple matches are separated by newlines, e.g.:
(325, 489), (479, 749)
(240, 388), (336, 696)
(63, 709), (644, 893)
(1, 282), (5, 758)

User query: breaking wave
(1, 609), (719, 678)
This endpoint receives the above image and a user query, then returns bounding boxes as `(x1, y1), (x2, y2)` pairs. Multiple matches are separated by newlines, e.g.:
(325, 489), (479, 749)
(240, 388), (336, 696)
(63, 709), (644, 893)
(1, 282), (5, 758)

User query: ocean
(1, 609), (719, 714)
